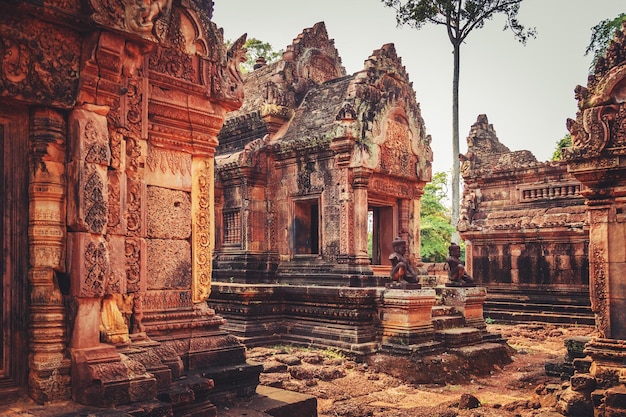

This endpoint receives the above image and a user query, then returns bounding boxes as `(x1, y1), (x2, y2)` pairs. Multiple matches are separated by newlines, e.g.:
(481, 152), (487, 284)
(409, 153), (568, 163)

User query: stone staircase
(483, 287), (594, 326)
(432, 300), (483, 348)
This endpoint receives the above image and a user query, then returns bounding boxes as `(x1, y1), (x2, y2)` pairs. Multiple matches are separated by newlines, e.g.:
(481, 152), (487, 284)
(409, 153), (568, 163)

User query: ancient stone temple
(458, 115), (592, 325)
(209, 22), (495, 355)
(0, 0), (271, 414)
(556, 21), (626, 417)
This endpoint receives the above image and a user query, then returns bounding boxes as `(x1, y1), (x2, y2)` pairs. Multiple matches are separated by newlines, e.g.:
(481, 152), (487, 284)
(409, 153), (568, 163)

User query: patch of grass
(485, 317), (496, 325)
(321, 347), (346, 360)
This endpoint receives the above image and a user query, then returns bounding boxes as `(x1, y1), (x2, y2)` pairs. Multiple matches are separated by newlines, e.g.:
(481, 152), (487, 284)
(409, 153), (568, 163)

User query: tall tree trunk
(451, 41), (460, 244)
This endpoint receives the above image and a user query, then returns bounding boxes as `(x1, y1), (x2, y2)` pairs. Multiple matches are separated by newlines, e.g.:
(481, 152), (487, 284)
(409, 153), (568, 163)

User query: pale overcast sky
(213, 1), (624, 175)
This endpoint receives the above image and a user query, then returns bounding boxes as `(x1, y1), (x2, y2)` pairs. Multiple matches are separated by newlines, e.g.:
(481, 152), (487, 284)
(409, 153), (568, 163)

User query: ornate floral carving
(126, 178), (143, 235)
(146, 146), (191, 177)
(192, 159), (213, 303)
(84, 164), (108, 234)
(0, 15), (80, 107)
(590, 241), (609, 338)
(109, 130), (123, 170)
(125, 238), (142, 293)
(82, 118), (109, 166)
(125, 76), (144, 138)
(82, 240), (109, 297)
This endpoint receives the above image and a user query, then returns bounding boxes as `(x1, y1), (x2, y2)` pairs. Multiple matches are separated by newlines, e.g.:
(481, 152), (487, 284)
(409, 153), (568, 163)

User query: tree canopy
(420, 171), (456, 262)
(381, 0), (535, 243)
(586, 13), (626, 71)
(239, 38), (283, 73)
(551, 133), (572, 162)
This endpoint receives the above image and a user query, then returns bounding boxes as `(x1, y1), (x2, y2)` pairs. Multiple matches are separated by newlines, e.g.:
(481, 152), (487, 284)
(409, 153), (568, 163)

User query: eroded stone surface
(147, 186), (191, 239)
(146, 239), (192, 289)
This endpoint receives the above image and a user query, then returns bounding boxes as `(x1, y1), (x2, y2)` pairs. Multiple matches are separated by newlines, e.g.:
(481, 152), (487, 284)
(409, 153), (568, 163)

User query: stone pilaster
(67, 105), (156, 406)
(352, 167), (372, 267)
(28, 108), (72, 402)
(192, 157), (215, 303)
(587, 205), (612, 339)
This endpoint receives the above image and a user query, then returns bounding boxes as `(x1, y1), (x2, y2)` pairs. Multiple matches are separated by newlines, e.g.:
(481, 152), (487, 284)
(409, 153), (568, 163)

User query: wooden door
(0, 103), (29, 403)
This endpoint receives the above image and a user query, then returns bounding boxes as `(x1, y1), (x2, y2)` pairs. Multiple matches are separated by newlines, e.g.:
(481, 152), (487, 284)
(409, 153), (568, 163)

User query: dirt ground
(246, 323), (597, 417)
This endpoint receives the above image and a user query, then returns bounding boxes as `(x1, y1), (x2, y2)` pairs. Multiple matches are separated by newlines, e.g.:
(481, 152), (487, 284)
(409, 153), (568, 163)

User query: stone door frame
(0, 102), (29, 402)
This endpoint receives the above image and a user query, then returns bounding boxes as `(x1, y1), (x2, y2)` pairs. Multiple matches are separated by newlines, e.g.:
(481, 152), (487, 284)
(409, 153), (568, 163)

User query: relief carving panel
(0, 14), (80, 107)
(68, 233), (110, 298)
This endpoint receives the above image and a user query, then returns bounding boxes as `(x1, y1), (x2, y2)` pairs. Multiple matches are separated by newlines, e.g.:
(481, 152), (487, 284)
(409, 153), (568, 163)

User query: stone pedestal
(437, 286), (487, 331)
(70, 344), (157, 407)
(380, 288), (439, 353)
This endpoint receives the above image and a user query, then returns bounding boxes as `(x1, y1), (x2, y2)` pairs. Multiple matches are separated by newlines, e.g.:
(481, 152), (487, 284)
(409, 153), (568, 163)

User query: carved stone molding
(192, 158), (214, 303)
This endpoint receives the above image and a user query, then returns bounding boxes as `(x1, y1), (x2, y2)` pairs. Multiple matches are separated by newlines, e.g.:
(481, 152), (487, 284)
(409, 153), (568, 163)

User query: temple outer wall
(458, 115), (591, 325)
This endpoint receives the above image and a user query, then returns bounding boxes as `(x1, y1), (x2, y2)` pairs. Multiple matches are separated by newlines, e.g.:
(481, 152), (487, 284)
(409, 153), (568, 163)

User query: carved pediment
(89, 0), (174, 42)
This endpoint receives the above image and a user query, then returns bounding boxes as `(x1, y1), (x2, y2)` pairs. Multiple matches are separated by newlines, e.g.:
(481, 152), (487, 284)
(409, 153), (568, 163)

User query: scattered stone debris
(245, 323), (595, 417)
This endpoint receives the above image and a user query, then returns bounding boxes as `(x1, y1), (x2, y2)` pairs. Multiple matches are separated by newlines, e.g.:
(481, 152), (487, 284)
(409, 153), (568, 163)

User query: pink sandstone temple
(1, 0), (626, 416)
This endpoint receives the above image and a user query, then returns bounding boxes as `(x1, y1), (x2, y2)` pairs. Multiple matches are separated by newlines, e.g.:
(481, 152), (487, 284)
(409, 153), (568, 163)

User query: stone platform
(0, 386), (316, 417)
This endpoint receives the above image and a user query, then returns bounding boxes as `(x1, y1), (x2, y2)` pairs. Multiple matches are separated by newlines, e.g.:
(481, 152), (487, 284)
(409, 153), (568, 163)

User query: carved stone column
(352, 167), (372, 267)
(28, 107), (72, 402)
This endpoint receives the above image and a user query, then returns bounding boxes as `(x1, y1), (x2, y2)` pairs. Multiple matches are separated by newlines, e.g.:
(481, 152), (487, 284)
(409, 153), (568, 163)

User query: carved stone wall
(459, 115), (591, 324)
(552, 22), (626, 417)
(461, 115), (589, 286)
(0, 0), (261, 411)
(564, 22), (626, 340)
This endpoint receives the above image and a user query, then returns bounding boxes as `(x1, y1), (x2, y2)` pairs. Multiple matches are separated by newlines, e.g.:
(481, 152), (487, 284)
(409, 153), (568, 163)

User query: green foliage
(420, 172), (455, 262)
(551, 133), (572, 161)
(381, 0), (536, 46)
(586, 13), (626, 71)
(240, 38), (283, 73)
(485, 317), (495, 324)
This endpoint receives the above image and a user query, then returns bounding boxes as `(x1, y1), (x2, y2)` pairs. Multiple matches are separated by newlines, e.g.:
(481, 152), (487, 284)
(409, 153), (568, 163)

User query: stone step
(435, 327), (483, 347)
(431, 305), (457, 317)
(432, 315), (465, 331)
(483, 286), (593, 326)
(217, 385), (317, 417)
(486, 300), (592, 315)
(484, 309), (595, 326)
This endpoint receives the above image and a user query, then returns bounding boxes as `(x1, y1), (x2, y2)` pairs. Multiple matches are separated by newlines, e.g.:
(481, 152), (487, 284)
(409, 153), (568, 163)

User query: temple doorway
(368, 205), (395, 266)
(0, 104), (29, 402)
